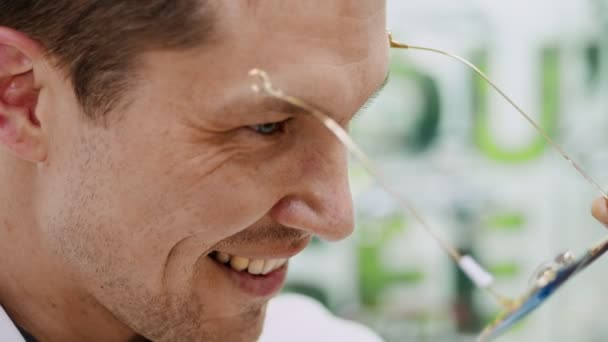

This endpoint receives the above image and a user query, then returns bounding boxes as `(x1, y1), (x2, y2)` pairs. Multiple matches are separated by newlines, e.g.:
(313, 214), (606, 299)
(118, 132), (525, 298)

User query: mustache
(222, 224), (309, 246)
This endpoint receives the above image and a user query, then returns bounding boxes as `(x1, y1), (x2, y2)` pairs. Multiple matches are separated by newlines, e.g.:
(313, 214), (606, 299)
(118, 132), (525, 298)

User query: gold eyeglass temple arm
(387, 32), (608, 199)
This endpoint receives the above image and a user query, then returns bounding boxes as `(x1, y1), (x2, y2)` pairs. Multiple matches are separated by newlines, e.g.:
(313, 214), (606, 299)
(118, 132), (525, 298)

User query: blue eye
(250, 122), (285, 135)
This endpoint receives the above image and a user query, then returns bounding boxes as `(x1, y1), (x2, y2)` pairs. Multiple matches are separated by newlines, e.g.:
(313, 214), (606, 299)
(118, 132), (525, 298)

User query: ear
(0, 27), (46, 162)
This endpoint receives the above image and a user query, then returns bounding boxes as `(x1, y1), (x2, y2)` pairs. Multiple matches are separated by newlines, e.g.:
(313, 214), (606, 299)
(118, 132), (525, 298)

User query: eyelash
(353, 95), (380, 120)
(248, 119), (290, 137)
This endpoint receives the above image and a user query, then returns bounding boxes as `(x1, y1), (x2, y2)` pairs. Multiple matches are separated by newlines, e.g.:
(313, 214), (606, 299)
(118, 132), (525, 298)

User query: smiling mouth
(209, 251), (288, 276)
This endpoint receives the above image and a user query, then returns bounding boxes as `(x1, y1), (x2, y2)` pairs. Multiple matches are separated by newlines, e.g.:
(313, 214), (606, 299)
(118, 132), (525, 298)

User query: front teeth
(247, 260), (265, 275)
(261, 260), (278, 274)
(212, 252), (287, 275)
(230, 256), (250, 272)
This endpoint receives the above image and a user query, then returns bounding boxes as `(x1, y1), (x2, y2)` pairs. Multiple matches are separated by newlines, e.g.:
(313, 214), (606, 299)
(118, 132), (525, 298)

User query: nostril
(270, 195), (354, 242)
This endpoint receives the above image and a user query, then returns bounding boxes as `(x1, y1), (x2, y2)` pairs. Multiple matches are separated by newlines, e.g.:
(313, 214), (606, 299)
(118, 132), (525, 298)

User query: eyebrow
(354, 72), (390, 118)
(264, 71), (390, 112)
(255, 96), (310, 116)
(218, 92), (309, 121)
(368, 72), (390, 103)
(227, 71), (392, 122)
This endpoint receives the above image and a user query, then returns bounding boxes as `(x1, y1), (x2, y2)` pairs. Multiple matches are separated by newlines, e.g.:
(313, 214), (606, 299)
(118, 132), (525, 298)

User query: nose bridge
(308, 139), (354, 239)
(273, 134), (354, 241)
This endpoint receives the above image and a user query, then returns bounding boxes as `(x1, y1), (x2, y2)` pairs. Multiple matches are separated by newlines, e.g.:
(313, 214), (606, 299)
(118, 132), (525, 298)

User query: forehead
(227, 1), (386, 40)
(134, 0), (388, 121)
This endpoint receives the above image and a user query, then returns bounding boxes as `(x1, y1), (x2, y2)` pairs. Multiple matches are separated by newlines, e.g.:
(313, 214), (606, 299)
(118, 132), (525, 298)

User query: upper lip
(211, 235), (312, 259)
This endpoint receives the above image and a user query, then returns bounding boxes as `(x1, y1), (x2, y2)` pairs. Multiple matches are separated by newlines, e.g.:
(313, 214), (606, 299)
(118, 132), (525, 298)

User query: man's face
(37, 1), (389, 340)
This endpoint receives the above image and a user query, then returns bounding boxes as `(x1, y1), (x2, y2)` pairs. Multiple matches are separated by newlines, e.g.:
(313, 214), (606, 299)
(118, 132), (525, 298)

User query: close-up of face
(0, 1), (389, 341)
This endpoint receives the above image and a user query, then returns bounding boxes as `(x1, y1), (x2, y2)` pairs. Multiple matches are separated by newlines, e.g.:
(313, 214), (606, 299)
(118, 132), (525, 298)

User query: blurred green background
(285, 1), (608, 341)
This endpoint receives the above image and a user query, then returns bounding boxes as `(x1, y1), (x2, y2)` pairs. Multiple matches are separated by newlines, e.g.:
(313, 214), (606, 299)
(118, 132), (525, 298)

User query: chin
(207, 306), (267, 342)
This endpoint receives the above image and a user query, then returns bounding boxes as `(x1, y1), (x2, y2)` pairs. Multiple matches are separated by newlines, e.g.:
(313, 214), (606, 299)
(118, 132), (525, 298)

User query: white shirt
(0, 295), (382, 342)
(259, 294), (383, 342)
(0, 305), (24, 342)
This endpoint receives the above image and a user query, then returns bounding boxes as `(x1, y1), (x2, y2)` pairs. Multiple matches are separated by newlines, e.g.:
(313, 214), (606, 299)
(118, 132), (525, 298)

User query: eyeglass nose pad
(529, 262), (558, 289)
(527, 250), (575, 289)
(554, 250), (576, 266)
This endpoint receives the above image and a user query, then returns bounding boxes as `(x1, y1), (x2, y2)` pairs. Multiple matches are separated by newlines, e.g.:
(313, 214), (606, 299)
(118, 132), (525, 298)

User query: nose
(270, 136), (354, 242)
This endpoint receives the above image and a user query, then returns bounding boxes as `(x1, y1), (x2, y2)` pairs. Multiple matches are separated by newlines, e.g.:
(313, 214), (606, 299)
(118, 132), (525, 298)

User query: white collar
(0, 305), (25, 342)
(259, 294), (382, 342)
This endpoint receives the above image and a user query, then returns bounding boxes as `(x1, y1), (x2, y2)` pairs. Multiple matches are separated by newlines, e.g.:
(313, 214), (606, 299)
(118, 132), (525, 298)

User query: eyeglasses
(248, 32), (608, 341)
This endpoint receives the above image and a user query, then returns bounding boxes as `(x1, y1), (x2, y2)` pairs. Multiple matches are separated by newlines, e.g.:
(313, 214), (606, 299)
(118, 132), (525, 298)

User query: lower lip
(212, 258), (288, 297)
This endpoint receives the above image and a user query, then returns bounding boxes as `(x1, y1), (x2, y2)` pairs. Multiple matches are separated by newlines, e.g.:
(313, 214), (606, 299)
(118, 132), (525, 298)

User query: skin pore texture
(0, 1), (390, 342)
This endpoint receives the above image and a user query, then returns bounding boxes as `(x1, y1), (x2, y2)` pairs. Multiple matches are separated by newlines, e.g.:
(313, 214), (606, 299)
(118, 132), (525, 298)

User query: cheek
(75, 139), (283, 272)
(36, 103), (284, 335)
(158, 159), (282, 243)
(41, 116), (289, 277)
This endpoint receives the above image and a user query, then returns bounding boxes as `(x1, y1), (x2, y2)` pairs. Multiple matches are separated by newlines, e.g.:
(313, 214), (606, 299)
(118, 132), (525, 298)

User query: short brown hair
(0, 1), (213, 118)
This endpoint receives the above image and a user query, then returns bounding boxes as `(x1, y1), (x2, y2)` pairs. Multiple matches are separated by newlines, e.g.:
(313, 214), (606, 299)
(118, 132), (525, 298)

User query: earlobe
(0, 30), (46, 162)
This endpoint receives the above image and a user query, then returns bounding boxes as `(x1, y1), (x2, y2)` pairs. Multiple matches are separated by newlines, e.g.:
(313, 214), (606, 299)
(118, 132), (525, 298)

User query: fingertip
(591, 197), (608, 226)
